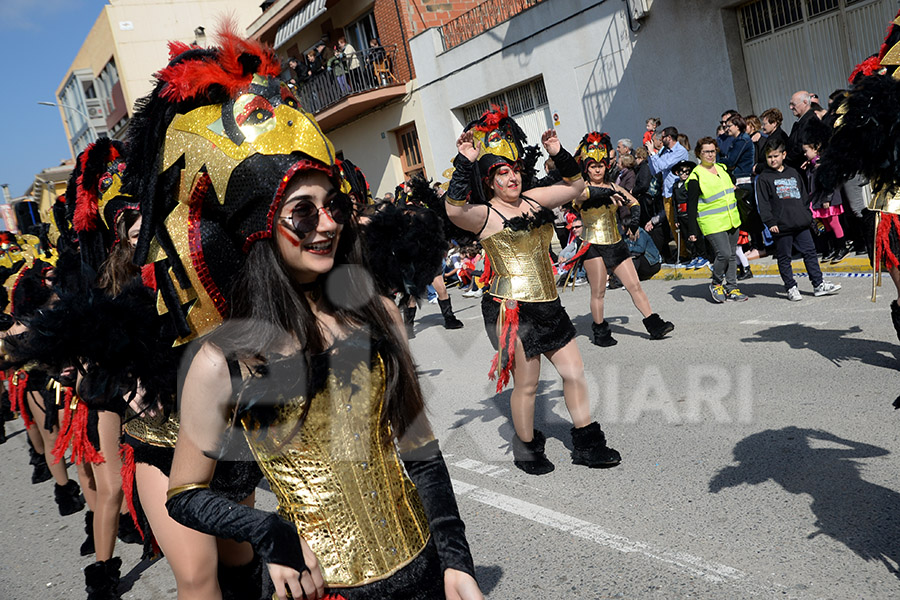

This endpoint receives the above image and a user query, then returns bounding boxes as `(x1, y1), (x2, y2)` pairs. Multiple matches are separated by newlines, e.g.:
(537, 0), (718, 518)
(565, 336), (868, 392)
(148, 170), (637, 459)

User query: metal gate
(739, 0), (897, 118)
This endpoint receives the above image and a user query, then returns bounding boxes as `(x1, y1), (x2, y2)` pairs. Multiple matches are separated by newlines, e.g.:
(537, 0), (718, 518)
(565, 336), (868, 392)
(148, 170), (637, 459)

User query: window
(344, 11), (379, 53)
(396, 124), (425, 179)
(461, 79), (549, 124)
(806, 0), (839, 17)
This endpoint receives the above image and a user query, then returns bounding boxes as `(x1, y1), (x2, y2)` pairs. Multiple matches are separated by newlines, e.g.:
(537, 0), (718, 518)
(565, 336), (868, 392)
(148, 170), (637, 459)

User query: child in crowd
(459, 245), (485, 297)
(802, 121), (850, 264)
(672, 160), (709, 269)
(755, 140), (841, 301)
(643, 117), (661, 145)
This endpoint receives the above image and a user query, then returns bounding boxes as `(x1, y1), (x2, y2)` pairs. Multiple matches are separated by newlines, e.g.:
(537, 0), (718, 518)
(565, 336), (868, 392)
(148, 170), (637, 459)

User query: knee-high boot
(438, 298), (463, 329)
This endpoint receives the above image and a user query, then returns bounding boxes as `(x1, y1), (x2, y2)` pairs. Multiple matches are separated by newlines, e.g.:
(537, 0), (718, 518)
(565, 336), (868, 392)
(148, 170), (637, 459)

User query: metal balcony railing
(289, 45), (403, 115)
(440, 0), (546, 51)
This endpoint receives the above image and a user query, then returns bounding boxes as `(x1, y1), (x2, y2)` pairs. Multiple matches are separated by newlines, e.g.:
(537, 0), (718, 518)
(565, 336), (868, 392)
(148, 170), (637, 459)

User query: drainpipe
(393, 0), (413, 79)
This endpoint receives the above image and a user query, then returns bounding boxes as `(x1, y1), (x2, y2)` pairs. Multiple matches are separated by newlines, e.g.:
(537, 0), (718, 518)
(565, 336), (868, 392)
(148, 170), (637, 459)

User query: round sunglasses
(279, 192), (352, 237)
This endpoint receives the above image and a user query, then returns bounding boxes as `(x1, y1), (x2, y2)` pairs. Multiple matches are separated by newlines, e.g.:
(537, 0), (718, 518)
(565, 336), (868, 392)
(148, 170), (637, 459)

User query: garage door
(739, 0), (897, 118)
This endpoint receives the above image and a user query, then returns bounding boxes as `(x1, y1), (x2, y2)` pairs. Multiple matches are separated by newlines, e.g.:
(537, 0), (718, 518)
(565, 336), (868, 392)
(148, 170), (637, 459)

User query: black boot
(591, 321), (617, 347)
(81, 511), (96, 556)
(570, 422), (621, 468)
(117, 513), (142, 545)
(84, 557), (122, 600)
(219, 554), (266, 600)
(0, 422), (5, 444)
(402, 304), (417, 339)
(892, 301), (900, 343)
(54, 480), (85, 516)
(822, 236), (838, 261)
(31, 453), (52, 484)
(642, 313), (674, 340)
(438, 298), (464, 329)
(512, 430), (555, 475)
(831, 239), (850, 263)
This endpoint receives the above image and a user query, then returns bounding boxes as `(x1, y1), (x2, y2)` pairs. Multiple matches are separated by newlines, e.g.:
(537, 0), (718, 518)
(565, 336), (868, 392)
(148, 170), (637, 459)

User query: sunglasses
(279, 192), (352, 237)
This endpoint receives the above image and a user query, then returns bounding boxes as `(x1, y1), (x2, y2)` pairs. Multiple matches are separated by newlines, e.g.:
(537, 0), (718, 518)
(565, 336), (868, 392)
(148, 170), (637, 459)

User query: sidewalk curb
(652, 256), (873, 280)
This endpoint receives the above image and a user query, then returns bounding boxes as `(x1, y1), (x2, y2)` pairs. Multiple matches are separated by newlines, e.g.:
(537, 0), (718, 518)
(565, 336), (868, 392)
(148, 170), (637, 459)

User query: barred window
(806, 0), (839, 17)
(771, 0), (803, 29)
(740, 0), (772, 40)
(461, 77), (549, 124)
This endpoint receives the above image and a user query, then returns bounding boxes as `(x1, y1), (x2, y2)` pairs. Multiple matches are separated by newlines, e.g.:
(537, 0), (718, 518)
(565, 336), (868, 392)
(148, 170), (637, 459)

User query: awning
(274, 0), (327, 49)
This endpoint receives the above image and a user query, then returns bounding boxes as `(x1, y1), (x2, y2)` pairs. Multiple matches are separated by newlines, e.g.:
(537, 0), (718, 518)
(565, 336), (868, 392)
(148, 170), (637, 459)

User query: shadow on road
(740, 322), (899, 369)
(710, 426), (900, 578)
(570, 313), (644, 341)
(450, 379), (572, 450)
(474, 564), (503, 595)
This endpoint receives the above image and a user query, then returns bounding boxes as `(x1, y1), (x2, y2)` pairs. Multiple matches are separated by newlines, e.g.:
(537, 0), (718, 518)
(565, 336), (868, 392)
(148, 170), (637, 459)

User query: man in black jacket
(787, 91), (820, 171)
(756, 139), (840, 301)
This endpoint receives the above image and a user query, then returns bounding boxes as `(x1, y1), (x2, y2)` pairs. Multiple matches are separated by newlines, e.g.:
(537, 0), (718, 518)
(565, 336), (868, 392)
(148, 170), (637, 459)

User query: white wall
(409, 0), (747, 170)
(326, 85), (435, 198)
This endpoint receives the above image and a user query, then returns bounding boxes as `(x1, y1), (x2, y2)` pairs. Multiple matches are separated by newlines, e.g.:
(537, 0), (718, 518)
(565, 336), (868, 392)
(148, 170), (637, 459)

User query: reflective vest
(686, 163), (741, 235)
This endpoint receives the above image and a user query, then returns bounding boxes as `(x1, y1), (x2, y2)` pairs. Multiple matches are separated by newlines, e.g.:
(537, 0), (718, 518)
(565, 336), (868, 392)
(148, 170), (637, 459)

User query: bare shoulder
(189, 341), (231, 384)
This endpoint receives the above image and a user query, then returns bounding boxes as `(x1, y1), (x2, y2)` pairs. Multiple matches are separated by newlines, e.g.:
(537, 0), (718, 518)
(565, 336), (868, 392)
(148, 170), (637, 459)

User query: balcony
(440, 0), (546, 51)
(291, 45), (407, 131)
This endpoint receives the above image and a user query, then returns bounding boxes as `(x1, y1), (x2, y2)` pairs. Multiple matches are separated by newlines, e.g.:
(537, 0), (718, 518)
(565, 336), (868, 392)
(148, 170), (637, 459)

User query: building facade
(55, 0), (260, 157)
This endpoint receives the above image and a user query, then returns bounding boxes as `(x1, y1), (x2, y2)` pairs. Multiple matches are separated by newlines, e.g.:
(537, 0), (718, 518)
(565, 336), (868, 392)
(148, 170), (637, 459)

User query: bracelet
(445, 197), (467, 207)
(166, 483), (210, 502)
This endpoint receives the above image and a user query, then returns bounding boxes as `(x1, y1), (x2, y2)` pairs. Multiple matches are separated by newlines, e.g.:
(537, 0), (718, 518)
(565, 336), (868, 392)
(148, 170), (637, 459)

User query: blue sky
(0, 0), (110, 197)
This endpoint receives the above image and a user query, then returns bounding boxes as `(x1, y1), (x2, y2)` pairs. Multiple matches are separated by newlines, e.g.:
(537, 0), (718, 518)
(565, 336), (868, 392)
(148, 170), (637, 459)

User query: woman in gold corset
(574, 133), (674, 347)
(125, 30), (481, 600)
(444, 108), (620, 475)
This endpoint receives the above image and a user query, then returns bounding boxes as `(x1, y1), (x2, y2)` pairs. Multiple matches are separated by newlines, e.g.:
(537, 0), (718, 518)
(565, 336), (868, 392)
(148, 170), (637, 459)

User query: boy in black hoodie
(756, 140), (840, 301)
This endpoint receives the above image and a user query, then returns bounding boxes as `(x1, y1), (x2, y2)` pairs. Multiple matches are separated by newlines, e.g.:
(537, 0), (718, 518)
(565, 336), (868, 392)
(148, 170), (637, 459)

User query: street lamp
(37, 100), (92, 122)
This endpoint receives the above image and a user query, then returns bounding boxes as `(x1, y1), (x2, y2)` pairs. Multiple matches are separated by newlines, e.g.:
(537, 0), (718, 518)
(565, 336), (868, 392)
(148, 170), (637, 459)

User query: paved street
(1, 273), (898, 599)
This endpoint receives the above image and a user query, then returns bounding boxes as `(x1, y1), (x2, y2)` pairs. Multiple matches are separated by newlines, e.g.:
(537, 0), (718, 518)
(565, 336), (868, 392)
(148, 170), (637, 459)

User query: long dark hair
(210, 200), (425, 442)
(97, 209), (141, 296)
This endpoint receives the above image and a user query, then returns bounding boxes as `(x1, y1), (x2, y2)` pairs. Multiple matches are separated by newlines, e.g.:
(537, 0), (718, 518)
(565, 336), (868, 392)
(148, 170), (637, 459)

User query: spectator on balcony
(284, 57), (302, 91)
(367, 38), (391, 86)
(338, 37), (362, 91)
(328, 45), (351, 95)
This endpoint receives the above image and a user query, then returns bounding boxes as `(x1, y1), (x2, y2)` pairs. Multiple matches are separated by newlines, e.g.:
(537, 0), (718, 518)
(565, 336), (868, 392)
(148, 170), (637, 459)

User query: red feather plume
(74, 142), (122, 233)
(474, 104), (510, 132)
(156, 27), (282, 103)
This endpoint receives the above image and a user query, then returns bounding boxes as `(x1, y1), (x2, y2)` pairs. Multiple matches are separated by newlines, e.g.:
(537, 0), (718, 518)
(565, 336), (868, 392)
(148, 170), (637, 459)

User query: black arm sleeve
(686, 179), (702, 239)
(551, 146), (580, 180)
(166, 488), (307, 573)
(628, 203), (641, 234)
(446, 154), (474, 205)
(401, 440), (476, 578)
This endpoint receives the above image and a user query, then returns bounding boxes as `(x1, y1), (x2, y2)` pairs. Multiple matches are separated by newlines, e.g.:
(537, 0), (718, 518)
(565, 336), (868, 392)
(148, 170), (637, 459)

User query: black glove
(401, 440), (476, 578)
(628, 203), (642, 235)
(551, 146), (580, 180)
(166, 487), (306, 574)
(446, 154), (474, 205)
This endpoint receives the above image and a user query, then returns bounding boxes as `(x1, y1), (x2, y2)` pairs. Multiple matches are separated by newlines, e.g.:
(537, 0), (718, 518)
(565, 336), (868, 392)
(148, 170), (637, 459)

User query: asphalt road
(1, 273), (898, 599)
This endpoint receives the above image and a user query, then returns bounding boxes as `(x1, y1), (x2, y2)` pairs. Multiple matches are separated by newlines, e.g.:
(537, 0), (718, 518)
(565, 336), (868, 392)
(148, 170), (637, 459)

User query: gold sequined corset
(869, 187), (900, 214)
(481, 222), (558, 302)
(581, 204), (622, 245)
(123, 413), (180, 448)
(240, 354), (430, 588)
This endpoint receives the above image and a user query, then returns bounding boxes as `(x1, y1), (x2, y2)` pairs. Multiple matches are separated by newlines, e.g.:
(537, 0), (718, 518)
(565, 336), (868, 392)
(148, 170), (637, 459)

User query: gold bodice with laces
(480, 221), (558, 302)
(240, 354), (430, 587)
(580, 203), (622, 245)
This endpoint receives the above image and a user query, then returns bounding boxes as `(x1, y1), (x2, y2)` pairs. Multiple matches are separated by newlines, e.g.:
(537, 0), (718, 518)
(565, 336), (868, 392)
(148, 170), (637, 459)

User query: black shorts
(481, 294), (576, 358)
(583, 239), (631, 270)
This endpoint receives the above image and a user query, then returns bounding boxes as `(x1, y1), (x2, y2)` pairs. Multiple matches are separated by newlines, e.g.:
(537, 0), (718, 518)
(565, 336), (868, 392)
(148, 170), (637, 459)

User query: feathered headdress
(123, 26), (346, 344)
(817, 10), (900, 195)
(575, 132), (613, 171)
(66, 139), (139, 273)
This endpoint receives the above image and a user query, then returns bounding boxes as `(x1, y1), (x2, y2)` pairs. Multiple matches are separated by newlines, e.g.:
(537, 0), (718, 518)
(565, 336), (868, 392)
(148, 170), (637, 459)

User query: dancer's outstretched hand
(444, 568), (484, 600)
(457, 131), (480, 162)
(541, 129), (561, 155)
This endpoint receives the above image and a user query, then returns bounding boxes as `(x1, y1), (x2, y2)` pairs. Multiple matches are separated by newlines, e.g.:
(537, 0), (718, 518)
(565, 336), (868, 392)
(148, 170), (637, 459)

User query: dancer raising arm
(445, 108), (620, 475)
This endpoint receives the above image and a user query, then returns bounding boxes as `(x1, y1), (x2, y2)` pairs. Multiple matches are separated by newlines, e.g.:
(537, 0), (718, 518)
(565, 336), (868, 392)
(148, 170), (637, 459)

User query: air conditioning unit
(85, 97), (105, 120)
(628, 0), (652, 20)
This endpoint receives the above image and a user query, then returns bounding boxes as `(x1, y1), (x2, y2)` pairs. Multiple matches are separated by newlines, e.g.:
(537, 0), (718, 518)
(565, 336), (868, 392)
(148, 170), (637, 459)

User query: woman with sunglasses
(444, 108), (620, 476)
(123, 31), (481, 600)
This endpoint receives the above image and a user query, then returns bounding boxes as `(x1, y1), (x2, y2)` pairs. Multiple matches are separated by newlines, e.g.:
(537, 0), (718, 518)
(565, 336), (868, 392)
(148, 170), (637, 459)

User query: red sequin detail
(188, 173), (229, 318)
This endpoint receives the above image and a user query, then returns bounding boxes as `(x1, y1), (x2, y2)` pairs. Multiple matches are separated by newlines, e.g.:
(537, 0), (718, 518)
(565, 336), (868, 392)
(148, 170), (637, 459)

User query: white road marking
(451, 478), (744, 583)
